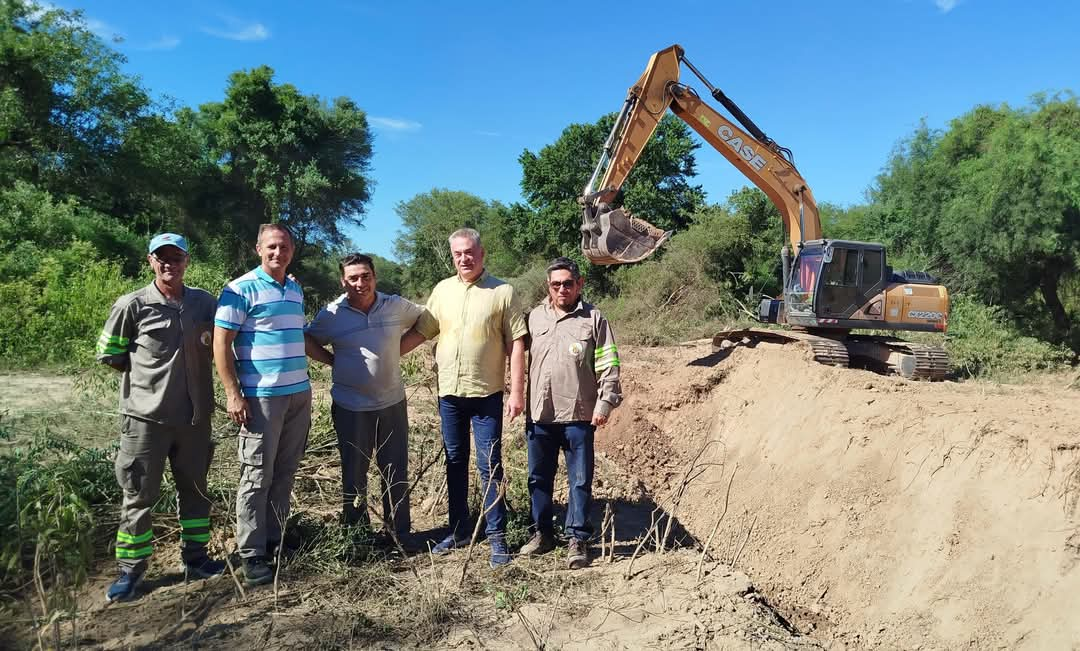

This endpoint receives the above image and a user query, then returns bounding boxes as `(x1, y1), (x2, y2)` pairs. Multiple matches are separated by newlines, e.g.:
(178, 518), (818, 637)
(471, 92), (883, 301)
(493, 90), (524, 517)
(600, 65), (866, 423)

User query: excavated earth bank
(598, 340), (1080, 649)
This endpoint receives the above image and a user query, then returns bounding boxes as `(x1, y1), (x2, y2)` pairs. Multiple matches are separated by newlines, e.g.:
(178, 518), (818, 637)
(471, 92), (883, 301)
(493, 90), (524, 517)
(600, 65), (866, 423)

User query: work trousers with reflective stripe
(114, 415), (214, 573)
(236, 390), (312, 559)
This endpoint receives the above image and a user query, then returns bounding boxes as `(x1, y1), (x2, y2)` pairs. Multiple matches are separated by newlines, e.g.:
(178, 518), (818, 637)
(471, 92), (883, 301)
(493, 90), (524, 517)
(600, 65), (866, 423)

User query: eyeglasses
(549, 280), (577, 289)
(152, 253), (188, 266)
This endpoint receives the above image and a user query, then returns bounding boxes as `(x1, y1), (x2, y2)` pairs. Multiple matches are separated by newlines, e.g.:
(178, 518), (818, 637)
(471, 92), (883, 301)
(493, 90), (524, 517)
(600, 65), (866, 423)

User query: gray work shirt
(96, 282), (217, 426)
(305, 292), (438, 412)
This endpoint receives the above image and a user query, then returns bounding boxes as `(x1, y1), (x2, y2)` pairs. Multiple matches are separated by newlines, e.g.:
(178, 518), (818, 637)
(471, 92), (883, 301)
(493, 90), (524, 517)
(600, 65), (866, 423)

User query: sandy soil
(599, 340), (1080, 649)
(7, 338), (1080, 649)
(0, 372), (74, 416)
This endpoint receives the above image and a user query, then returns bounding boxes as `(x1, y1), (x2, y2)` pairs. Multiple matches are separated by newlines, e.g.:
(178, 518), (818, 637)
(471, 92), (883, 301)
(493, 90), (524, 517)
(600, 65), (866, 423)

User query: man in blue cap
(97, 233), (225, 602)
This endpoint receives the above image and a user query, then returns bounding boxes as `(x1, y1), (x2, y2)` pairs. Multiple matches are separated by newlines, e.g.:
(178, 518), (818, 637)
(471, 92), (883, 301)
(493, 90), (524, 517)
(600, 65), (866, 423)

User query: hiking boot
(519, 531), (555, 556)
(241, 557), (273, 586)
(105, 570), (143, 602)
(183, 556), (227, 580)
(567, 538), (589, 570)
(431, 533), (469, 556)
(489, 535), (511, 568)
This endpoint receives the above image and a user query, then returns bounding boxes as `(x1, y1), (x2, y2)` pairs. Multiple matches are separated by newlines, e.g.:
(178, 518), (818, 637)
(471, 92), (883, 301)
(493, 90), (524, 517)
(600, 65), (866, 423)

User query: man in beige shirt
(414, 228), (527, 567)
(519, 256), (622, 569)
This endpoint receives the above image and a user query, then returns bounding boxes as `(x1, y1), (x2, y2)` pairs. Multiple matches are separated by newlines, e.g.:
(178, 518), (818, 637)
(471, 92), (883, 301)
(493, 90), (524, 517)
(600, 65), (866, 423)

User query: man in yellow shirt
(413, 228), (527, 567)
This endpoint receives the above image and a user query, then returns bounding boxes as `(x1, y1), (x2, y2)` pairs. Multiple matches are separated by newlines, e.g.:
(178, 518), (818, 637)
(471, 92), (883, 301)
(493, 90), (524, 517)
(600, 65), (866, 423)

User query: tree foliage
(194, 67), (373, 256)
(393, 189), (519, 296)
(870, 94), (1080, 345)
(513, 113), (705, 262)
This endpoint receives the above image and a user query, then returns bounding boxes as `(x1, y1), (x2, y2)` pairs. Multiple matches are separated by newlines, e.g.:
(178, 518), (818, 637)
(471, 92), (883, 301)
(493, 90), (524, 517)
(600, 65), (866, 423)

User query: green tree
(194, 66), (374, 259)
(870, 94), (1080, 346)
(514, 113), (705, 264)
(0, 1), (174, 219)
(393, 189), (517, 296)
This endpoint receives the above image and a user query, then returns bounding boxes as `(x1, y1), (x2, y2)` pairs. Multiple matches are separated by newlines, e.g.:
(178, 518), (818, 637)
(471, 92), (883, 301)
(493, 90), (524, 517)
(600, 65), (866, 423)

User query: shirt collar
(339, 291), (384, 314)
(254, 265), (285, 287)
(145, 281), (184, 306)
(545, 296), (586, 319)
(456, 269), (489, 286)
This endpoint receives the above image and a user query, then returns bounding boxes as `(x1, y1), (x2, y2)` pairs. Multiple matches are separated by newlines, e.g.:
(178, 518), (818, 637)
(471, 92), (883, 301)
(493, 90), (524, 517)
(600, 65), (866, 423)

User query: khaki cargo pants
(113, 416), (214, 573)
(236, 389), (312, 559)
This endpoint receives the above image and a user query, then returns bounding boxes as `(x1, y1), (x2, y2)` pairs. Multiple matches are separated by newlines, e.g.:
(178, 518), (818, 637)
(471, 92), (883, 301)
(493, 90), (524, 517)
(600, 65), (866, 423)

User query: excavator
(579, 45), (950, 380)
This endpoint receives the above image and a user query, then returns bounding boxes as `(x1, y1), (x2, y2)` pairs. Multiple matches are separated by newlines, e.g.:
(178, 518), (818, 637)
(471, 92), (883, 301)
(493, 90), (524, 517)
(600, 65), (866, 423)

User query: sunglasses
(152, 252), (188, 266)
(549, 280), (577, 289)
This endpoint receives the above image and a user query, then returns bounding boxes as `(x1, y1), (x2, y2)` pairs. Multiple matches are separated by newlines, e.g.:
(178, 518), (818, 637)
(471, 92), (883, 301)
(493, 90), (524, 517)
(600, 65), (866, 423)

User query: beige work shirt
(527, 297), (622, 423)
(426, 271), (528, 398)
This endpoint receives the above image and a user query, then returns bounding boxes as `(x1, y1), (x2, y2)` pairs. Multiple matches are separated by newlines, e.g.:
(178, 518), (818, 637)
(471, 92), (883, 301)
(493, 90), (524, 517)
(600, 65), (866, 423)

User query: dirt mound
(598, 340), (1080, 649)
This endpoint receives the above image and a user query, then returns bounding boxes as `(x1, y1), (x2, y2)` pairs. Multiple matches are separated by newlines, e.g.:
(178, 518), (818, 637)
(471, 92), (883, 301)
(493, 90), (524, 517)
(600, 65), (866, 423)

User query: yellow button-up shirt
(426, 271), (528, 398)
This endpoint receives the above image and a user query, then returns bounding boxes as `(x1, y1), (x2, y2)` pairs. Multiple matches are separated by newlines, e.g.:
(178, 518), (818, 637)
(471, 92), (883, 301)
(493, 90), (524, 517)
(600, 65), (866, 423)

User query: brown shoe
(519, 531), (555, 556)
(567, 538), (589, 569)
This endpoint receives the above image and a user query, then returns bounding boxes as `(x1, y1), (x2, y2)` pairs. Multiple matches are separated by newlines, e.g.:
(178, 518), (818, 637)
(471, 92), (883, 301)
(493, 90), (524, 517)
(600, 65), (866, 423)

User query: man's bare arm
(304, 333), (334, 366)
(213, 326), (248, 425)
(505, 337), (526, 420)
(400, 327), (429, 355)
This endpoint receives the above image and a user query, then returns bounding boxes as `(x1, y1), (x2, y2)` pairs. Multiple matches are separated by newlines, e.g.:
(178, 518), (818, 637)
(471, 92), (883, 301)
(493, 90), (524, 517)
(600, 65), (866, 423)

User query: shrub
(0, 241), (138, 368)
(0, 419), (118, 606)
(945, 293), (1075, 377)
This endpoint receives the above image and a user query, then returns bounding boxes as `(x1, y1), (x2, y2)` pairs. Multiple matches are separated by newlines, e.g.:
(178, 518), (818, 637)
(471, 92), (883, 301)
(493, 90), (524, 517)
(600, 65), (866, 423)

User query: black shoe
(183, 557), (227, 580)
(241, 557), (273, 586)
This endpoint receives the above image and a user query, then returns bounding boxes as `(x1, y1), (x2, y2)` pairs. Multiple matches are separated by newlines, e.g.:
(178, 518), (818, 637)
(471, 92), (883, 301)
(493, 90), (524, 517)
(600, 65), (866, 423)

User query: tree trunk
(1040, 270), (1071, 342)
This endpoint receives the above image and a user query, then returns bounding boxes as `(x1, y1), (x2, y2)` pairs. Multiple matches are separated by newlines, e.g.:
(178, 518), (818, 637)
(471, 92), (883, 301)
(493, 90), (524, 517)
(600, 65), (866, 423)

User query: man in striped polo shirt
(97, 233), (225, 602)
(214, 223), (311, 587)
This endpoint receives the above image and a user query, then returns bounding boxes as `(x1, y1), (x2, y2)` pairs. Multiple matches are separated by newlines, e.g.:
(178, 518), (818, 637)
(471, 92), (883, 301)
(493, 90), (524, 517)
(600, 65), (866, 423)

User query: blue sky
(69, 0), (1079, 261)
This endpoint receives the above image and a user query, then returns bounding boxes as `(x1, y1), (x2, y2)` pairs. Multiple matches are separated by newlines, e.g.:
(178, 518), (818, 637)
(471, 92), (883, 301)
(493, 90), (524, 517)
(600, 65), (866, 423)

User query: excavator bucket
(580, 203), (671, 265)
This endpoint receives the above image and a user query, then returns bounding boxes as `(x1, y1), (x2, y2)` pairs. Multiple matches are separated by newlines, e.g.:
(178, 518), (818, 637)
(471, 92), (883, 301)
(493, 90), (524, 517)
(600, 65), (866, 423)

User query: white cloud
(369, 116), (422, 132)
(201, 18), (270, 42)
(85, 17), (121, 39)
(935, 0), (959, 12)
(136, 35), (181, 51)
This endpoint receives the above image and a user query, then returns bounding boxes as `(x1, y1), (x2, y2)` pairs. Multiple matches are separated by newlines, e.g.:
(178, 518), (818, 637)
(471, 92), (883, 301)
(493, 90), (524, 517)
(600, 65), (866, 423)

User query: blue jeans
(438, 393), (506, 538)
(526, 421), (595, 541)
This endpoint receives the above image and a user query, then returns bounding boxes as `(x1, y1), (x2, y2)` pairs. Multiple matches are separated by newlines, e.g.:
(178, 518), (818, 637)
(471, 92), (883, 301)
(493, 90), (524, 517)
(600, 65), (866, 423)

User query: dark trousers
(331, 400), (411, 535)
(438, 393), (506, 538)
(526, 421), (595, 541)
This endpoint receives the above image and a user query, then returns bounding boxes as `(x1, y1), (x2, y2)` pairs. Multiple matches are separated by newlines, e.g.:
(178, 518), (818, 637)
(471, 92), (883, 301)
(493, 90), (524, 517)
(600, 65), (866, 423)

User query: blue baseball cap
(148, 233), (189, 254)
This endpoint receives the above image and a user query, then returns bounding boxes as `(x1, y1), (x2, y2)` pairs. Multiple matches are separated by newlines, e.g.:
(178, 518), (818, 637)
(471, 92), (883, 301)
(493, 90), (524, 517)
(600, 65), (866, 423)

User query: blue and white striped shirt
(214, 267), (310, 397)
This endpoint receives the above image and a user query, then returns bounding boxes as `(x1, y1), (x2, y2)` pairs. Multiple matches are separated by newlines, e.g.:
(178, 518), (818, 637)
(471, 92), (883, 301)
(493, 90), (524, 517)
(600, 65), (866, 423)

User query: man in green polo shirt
(96, 233), (225, 602)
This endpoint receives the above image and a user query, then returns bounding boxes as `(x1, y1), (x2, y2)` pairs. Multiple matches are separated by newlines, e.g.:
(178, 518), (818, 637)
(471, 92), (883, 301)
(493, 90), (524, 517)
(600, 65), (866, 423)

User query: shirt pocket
(136, 320), (173, 356)
(571, 322), (594, 363)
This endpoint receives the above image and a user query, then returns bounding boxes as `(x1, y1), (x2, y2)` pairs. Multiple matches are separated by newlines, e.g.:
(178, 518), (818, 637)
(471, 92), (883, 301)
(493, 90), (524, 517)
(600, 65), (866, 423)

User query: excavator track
(712, 329), (950, 380)
(846, 336), (950, 381)
(806, 337), (850, 368)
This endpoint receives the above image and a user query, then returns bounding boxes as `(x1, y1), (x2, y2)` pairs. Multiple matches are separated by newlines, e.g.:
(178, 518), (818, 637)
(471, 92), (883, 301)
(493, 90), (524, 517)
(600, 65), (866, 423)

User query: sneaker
(105, 570), (143, 602)
(519, 531), (555, 556)
(567, 538), (589, 570)
(489, 535), (511, 568)
(241, 556), (274, 586)
(183, 557), (227, 580)
(431, 533), (470, 556)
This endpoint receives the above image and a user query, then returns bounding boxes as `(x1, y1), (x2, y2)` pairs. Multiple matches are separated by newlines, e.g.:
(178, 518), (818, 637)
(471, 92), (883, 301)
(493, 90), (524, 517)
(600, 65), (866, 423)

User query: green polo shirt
(97, 282), (217, 426)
